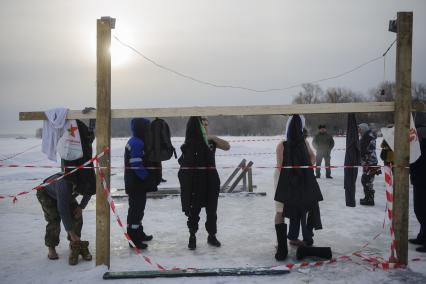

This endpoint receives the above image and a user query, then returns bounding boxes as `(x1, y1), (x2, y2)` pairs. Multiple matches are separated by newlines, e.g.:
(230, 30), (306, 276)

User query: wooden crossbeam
(17, 102), (426, 121)
(19, 101), (404, 121)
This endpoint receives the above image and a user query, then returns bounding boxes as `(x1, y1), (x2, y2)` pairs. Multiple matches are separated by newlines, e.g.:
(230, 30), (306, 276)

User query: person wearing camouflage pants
(358, 123), (381, 206)
(36, 175), (92, 265)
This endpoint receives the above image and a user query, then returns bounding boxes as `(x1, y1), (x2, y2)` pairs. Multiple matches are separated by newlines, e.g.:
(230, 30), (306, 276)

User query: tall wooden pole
(393, 12), (413, 265)
(96, 16), (115, 267)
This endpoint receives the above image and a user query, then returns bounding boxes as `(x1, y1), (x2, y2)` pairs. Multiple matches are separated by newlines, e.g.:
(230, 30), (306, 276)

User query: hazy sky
(0, 0), (425, 134)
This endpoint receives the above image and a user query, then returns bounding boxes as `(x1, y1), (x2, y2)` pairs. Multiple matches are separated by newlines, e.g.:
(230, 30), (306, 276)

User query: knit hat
(358, 123), (369, 135)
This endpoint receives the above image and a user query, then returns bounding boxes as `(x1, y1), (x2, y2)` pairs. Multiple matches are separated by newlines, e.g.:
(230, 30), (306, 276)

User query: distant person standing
(358, 123), (381, 206)
(313, 125), (335, 179)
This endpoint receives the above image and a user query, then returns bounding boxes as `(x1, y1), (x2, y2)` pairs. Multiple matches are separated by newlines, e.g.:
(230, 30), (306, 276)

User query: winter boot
(137, 225), (153, 242)
(127, 228), (148, 249)
(79, 240), (92, 261)
(207, 235), (221, 247)
(275, 223), (288, 261)
(69, 240), (81, 265)
(360, 191), (375, 206)
(296, 246), (332, 260)
(188, 232), (196, 250)
(416, 246), (426, 253)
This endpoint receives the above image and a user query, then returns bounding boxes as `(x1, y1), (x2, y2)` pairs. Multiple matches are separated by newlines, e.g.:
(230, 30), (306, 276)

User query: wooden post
(247, 167), (253, 192)
(228, 161), (254, 193)
(393, 12), (412, 265)
(220, 159), (246, 192)
(242, 160), (247, 191)
(96, 16), (115, 267)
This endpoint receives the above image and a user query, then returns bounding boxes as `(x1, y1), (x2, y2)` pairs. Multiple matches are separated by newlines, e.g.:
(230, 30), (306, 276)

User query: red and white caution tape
(384, 165), (398, 261)
(0, 148), (109, 202)
(96, 162), (167, 271)
(0, 163), (392, 170)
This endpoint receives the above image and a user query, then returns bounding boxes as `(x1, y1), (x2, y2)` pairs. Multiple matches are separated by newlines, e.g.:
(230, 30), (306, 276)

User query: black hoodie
(178, 116), (220, 213)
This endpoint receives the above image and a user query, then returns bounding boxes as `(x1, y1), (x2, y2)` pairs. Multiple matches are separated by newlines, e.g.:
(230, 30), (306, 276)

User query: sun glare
(110, 39), (133, 67)
(88, 24), (135, 68)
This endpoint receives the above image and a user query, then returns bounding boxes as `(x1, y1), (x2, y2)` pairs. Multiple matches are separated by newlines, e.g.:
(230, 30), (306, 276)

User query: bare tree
(292, 83), (323, 104)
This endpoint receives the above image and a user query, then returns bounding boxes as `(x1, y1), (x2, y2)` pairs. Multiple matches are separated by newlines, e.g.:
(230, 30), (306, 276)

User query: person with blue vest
(124, 118), (161, 249)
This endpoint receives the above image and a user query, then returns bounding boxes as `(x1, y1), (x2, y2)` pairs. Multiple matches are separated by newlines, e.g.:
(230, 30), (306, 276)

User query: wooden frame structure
(19, 13), (420, 266)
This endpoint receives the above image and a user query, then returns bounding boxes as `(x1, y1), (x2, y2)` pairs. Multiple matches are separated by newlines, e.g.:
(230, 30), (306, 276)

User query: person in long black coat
(275, 115), (323, 258)
(409, 126), (426, 252)
(344, 114), (360, 207)
(178, 116), (230, 250)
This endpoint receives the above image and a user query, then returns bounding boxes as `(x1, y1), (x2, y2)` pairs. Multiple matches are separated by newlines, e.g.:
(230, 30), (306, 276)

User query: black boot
(188, 232), (196, 250)
(360, 190), (375, 206)
(275, 223), (288, 261)
(296, 246), (332, 260)
(137, 225), (153, 242)
(127, 228), (148, 249)
(207, 235), (221, 247)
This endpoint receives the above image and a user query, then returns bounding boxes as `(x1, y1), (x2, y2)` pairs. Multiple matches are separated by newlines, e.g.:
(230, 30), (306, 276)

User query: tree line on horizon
(35, 81), (426, 139)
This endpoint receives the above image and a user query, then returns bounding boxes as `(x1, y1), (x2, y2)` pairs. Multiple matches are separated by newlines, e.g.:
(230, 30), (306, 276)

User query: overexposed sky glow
(0, 0), (425, 134)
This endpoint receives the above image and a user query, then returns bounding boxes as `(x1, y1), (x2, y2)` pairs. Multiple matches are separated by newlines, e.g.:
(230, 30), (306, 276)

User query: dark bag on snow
(146, 118), (177, 162)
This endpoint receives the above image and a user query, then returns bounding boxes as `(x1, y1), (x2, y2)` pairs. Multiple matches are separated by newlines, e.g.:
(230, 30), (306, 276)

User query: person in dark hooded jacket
(124, 118), (161, 249)
(178, 116), (230, 250)
(274, 115), (323, 260)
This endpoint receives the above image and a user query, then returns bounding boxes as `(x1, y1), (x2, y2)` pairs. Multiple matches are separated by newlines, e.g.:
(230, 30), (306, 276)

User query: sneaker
(326, 176), (333, 179)
(207, 235), (221, 247)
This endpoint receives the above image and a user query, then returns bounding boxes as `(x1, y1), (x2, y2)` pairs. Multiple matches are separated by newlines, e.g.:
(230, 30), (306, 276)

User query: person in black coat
(274, 115), (323, 259)
(178, 116), (230, 250)
(409, 126), (426, 252)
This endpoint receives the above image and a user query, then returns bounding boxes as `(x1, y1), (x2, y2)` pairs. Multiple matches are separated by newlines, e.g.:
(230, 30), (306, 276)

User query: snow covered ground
(0, 136), (425, 284)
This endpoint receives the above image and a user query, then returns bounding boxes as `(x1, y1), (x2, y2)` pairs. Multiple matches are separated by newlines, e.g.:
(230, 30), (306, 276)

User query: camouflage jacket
(360, 130), (378, 166)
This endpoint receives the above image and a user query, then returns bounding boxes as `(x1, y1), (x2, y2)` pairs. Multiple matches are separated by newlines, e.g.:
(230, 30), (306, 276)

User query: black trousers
(186, 197), (218, 235)
(127, 189), (147, 226)
(287, 211), (313, 243)
(315, 152), (331, 177)
(413, 184), (426, 242)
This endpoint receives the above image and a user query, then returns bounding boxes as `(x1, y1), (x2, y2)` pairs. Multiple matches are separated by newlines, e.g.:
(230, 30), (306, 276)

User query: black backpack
(145, 118), (177, 162)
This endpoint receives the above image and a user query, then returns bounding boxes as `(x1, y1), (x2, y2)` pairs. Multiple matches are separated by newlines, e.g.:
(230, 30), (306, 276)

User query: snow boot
(188, 232), (196, 250)
(296, 246), (332, 260)
(416, 246), (426, 253)
(127, 228), (148, 249)
(409, 238), (425, 245)
(137, 225), (153, 242)
(360, 191), (375, 206)
(275, 223), (288, 261)
(207, 235), (221, 247)
(69, 240), (81, 265)
(80, 240), (92, 261)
